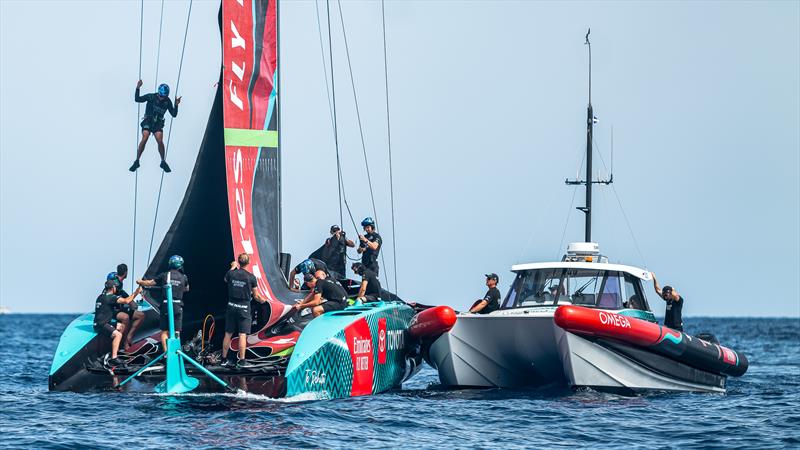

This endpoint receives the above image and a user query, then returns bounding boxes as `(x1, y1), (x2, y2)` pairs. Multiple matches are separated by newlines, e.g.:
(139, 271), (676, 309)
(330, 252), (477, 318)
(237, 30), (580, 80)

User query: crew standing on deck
(294, 271), (347, 317)
(129, 80), (181, 173)
(357, 217), (382, 276)
(136, 255), (190, 352)
(94, 281), (142, 366)
(352, 262), (381, 303)
(652, 273), (684, 332)
(221, 253), (268, 369)
(317, 225), (354, 278)
(469, 273), (501, 314)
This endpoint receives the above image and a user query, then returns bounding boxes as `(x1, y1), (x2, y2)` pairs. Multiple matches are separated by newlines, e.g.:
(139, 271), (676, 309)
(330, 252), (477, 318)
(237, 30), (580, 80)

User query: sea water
(0, 315), (798, 449)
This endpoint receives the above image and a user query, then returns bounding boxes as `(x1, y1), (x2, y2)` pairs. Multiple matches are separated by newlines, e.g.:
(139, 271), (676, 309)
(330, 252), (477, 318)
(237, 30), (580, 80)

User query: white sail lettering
(230, 22), (245, 49)
(232, 61), (246, 82)
(229, 80), (244, 111)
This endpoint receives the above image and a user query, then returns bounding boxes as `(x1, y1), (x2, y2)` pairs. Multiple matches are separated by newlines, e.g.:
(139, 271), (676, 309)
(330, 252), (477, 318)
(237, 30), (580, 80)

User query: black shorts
(320, 301), (345, 313)
(159, 307), (183, 332)
(94, 322), (117, 337)
(225, 304), (252, 335)
(141, 117), (165, 133)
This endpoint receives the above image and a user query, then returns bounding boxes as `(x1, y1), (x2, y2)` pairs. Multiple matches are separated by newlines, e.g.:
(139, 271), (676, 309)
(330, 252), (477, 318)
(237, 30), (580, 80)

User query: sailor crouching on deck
(288, 258), (335, 291)
(221, 253), (268, 369)
(136, 255), (190, 353)
(107, 263), (145, 350)
(352, 262), (381, 303)
(294, 271), (348, 318)
(94, 281), (142, 367)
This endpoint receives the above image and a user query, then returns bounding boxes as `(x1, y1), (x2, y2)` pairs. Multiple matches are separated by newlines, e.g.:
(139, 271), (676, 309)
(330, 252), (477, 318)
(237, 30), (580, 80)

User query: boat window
(502, 269), (565, 308)
(623, 273), (651, 311)
(565, 269), (624, 310)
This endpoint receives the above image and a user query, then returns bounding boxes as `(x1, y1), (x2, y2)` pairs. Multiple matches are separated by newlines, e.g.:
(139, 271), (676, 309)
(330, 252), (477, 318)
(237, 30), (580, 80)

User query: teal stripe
(224, 128), (278, 148)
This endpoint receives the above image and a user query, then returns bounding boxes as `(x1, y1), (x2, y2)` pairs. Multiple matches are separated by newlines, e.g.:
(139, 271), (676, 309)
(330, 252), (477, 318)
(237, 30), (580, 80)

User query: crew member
(357, 217), (382, 276)
(137, 255), (190, 351)
(221, 253), (268, 369)
(652, 272), (684, 331)
(320, 225), (355, 277)
(108, 264), (145, 350)
(469, 273), (501, 314)
(94, 280), (142, 366)
(294, 270), (347, 317)
(129, 80), (181, 173)
(288, 258), (332, 291)
(352, 262), (381, 303)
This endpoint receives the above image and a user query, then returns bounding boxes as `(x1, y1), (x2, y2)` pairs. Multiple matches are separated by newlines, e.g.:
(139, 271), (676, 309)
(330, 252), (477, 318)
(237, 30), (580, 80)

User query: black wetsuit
(477, 287), (501, 314)
(224, 268), (258, 335)
(135, 88), (178, 132)
(94, 293), (119, 337)
(315, 278), (347, 313)
(664, 296), (684, 331)
(110, 276), (136, 317)
(360, 268), (381, 301)
(359, 232), (382, 276)
(155, 269), (189, 331)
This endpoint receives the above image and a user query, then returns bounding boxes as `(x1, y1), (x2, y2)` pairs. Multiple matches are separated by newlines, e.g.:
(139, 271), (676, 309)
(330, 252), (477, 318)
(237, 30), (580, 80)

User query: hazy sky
(1, 0), (798, 317)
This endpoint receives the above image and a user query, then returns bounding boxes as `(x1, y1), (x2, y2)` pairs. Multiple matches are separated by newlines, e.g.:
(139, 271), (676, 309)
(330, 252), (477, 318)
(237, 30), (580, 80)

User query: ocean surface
(0, 315), (798, 449)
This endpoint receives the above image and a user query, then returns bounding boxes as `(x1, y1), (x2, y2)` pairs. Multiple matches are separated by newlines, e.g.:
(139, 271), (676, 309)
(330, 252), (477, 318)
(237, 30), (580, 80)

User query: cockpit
(501, 267), (651, 312)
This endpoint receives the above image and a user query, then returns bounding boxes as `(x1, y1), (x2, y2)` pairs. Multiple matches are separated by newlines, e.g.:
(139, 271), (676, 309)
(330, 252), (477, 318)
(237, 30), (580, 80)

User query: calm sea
(0, 315), (798, 449)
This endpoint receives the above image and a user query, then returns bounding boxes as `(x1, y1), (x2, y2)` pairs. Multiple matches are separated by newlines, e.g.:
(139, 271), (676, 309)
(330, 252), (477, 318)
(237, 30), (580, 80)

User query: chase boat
(424, 32), (748, 394)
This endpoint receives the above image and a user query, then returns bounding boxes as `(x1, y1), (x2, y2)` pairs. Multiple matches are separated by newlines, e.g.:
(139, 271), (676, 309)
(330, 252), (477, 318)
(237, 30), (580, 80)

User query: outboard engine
(696, 332), (720, 344)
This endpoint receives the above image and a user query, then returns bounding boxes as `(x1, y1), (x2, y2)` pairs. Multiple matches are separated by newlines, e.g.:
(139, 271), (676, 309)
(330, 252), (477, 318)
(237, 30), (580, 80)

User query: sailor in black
(130, 80), (181, 173)
(652, 273), (684, 331)
(288, 257), (333, 291)
(320, 225), (355, 278)
(295, 271), (348, 317)
(352, 262), (381, 303)
(108, 263), (145, 350)
(221, 253), (268, 368)
(469, 273), (501, 314)
(136, 255), (190, 352)
(94, 280), (142, 365)
(357, 217), (382, 276)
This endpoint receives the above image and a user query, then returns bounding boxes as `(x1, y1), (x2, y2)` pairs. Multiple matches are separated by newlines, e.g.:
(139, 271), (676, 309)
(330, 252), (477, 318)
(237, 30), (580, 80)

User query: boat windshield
(502, 268), (650, 311)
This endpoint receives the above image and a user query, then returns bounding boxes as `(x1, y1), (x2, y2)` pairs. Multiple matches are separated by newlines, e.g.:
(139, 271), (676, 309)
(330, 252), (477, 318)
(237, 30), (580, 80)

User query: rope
(556, 186), (580, 259)
(380, 0), (398, 294)
(336, 0), (389, 289)
(324, 0), (345, 233)
(146, 0), (193, 264)
(132, 0), (144, 292)
(153, 0), (165, 90)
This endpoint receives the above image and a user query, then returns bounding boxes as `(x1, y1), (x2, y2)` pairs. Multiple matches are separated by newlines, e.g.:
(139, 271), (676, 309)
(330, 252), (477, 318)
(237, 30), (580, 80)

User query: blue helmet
(361, 217), (375, 228)
(106, 272), (117, 281)
(298, 259), (315, 274)
(158, 83), (170, 97)
(168, 255), (184, 269)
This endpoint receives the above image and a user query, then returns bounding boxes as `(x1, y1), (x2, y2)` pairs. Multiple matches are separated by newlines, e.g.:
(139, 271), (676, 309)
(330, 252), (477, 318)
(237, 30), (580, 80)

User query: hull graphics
(286, 302), (416, 399)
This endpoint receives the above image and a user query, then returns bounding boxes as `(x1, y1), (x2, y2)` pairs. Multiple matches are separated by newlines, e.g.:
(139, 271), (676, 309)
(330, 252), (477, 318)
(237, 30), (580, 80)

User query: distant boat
(0, 306), (11, 315)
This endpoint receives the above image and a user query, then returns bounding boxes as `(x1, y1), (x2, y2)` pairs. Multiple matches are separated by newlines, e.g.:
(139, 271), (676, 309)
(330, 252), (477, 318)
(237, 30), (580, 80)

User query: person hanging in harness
(357, 217), (382, 276)
(469, 273), (501, 314)
(652, 272), (684, 332)
(94, 280), (142, 366)
(106, 264), (145, 350)
(136, 255), (190, 352)
(294, 270), (347, 317)
(352, 262), (381, 303)
(309, 225), (355, 279)
(129, 80), (181, 173)
(288, 257), (336, 291)
(221, 253), (268, 369)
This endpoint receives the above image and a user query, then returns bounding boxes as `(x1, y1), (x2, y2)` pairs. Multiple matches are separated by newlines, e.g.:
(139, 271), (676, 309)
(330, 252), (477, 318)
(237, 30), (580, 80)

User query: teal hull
(286, 302), (417, 399)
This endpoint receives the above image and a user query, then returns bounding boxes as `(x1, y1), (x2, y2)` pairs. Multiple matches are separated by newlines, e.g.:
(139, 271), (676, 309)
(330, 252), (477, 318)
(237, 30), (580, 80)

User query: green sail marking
(224, 128), (278, 148)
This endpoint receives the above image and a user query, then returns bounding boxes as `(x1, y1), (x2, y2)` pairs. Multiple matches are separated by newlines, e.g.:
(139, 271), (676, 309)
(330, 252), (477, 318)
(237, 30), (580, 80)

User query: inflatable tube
(409, 306), (457, 339)
(554, 305), (748, 377)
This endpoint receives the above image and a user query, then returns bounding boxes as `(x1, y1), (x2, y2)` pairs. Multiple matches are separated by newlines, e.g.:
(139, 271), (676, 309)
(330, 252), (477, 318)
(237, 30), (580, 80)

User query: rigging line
(556, 186), (580, 260)
(146, 0), (193, 265)
(325, 0), (345, 233)
(380, 0), (398, 295)
(132, 0), (145, 292)
(336, 0), (389, 289)
(153, 0), (165, 89)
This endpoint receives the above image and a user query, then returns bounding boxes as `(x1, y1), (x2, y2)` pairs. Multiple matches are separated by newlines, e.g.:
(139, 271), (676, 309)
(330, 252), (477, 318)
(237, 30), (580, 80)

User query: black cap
(662, 285), (673, 296)
(485, 273), (499, 281)
(303, 273), (315, 283)
(330, 225), (341, 233)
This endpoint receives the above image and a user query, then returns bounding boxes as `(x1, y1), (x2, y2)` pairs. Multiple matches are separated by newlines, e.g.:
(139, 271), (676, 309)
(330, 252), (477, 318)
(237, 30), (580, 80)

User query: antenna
(565, 28), (612, 243)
